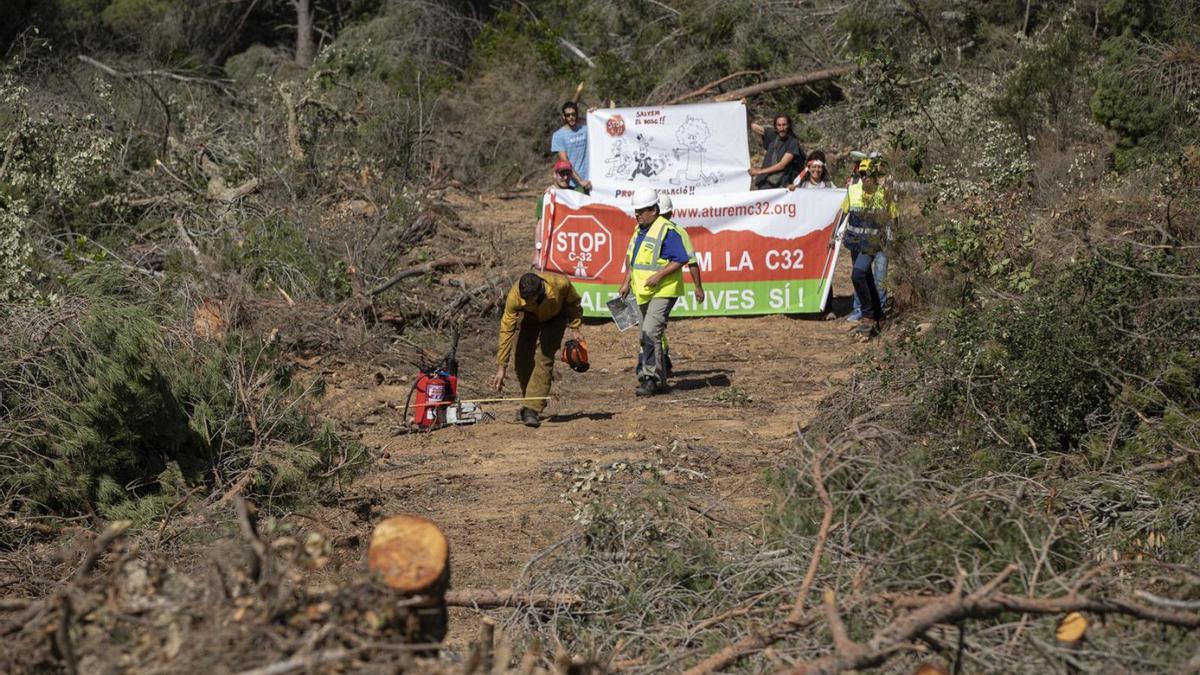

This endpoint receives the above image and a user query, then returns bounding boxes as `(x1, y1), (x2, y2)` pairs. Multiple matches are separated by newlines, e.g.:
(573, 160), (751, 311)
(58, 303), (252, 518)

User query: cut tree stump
(368, 515), (450, 646)
(368, 515), (449, 593)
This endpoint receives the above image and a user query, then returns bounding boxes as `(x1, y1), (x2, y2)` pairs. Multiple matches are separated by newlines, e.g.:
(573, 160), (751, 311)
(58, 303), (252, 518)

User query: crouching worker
(491, 272), (583, 427)
(620, 188), (695, 397)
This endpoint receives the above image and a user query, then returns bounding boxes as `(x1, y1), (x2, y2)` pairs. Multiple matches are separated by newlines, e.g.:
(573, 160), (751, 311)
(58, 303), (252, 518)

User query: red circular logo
(606, 115), (625, 137)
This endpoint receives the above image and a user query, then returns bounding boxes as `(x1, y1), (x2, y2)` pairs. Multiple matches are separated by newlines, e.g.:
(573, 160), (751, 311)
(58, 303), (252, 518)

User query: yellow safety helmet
(857, 157), (884, 177)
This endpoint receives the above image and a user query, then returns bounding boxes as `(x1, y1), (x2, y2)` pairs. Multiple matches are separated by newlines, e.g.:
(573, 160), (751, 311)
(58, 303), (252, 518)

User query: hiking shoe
(854, 319), (881, 341)
(845, 309), (863, 322)
(518, 407), (541, 428)
(635, 379), (658, 397)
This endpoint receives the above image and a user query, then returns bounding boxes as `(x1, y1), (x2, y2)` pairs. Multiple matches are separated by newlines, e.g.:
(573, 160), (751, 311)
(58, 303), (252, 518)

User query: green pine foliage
(0, 273), (366, 524)
(905, 246), (1200, 462)
(1091, 35), (1173, 170)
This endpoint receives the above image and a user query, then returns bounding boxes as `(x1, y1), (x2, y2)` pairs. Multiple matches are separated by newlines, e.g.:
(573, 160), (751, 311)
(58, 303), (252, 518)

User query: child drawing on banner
(604, 138), (633, 179)
(670, 116), (717, 186)
(630, 133), (668, 180)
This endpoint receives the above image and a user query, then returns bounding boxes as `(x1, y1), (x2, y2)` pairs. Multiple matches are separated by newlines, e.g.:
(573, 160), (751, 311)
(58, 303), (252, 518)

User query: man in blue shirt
(631, 219), (690, 268)
(551, 101), (591, 192)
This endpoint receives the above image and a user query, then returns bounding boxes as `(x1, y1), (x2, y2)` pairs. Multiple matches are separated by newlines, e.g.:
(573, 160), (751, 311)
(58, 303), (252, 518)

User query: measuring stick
(461, 396), (551, 404)
(420, 396), (551, 408)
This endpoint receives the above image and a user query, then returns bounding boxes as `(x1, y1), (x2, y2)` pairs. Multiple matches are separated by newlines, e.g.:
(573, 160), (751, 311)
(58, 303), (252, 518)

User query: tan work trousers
(514, 312), (566, 413)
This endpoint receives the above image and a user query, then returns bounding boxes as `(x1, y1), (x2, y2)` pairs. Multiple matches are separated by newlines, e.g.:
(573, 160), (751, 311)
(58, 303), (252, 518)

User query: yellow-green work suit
(496, 272), (583, 412)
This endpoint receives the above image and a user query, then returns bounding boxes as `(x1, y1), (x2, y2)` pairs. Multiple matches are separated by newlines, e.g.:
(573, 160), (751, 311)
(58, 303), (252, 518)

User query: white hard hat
(631, 188), (659, 210)
(657, 193), (673, 213)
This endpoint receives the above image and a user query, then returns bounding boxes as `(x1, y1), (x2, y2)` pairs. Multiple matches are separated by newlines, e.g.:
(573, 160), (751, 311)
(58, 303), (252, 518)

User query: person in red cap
(536, 160), (587, 223)
(552, 160), (578, 191)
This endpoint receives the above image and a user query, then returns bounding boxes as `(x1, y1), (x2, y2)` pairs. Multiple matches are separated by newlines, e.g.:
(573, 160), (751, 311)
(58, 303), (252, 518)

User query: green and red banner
(535, 187), (845, 317)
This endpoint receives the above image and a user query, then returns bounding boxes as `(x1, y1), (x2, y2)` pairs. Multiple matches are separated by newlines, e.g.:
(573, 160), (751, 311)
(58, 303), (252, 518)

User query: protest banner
(535, 187), (844, 317)
(586, 102), (751, 199)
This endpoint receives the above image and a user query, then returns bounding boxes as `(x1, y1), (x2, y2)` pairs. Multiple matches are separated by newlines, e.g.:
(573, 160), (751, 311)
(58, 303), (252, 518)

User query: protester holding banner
(749, 114), (804, 190)
(491, 272), (584, 427)
(536, 160), (585, 219)
(620, 189), (694, 396)
(839, 158), (897, 340)
(789, 150), (834, 190)
(551, 101), (591, 192)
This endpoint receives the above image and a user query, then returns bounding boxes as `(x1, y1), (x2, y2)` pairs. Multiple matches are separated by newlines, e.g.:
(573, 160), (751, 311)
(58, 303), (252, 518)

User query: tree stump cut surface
(367, 515), (449, 593)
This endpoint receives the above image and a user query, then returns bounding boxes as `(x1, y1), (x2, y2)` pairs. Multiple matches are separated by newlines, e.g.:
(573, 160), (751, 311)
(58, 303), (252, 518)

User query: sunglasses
(557, 170), (572, 177)
(563, 112), (578, 118)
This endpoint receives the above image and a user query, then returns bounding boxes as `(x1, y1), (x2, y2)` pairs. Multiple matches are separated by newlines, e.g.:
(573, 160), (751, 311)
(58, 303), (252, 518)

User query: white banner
(536, 186), (845, 316)
(587, 101), (751, 199)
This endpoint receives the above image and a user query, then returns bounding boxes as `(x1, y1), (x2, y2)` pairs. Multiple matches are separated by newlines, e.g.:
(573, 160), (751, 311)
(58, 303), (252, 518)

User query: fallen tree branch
(1130, 453), (1194, 474)
(444, 589), (584, 609)
(712, 64), (855, 102)
(789, 579), (1200, 674)
(369, 256), (480, 297)
(234, 495), (269, 584)
(232, 648), (353, 675)
(3, 520), (132, 638)
(73, 520), (132, 582)
(682, 440), (834, 675)
(199, 153), (260, 202)
(278, 83), (305, 163)
(78, 54), (235, 94)
(558, 38), (595, 68)
(666, 70), (763, 105)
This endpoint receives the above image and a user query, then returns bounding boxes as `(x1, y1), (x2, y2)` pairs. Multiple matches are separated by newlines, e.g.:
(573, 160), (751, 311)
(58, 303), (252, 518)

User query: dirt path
(316, 192), (866, 646)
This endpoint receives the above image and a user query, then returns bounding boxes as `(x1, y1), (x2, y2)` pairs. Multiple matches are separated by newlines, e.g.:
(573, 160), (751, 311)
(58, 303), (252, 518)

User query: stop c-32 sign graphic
(549, 215), (612, 279)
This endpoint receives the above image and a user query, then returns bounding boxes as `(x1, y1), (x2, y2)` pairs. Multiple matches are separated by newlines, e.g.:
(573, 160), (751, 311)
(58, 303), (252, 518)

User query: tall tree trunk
(293, 0), (314, 68)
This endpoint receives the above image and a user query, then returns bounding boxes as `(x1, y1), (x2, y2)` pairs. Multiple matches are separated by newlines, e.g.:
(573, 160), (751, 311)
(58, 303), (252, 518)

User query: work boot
(635, 378), (658, 397)
(518, 407), (541, 428)
(854, 318), (881, 341)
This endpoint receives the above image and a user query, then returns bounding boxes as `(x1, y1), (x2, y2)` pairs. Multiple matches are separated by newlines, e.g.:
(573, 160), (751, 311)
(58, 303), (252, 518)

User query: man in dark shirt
(749, 114), (805, 190)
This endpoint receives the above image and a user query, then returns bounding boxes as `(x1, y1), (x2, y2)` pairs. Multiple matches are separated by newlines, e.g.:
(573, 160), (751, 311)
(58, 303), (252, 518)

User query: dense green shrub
(906, 246), (1200, 461)
(993, 26), (1093, 146)
(1091, 36), (1173, 170)
(0, 272), (366, 523)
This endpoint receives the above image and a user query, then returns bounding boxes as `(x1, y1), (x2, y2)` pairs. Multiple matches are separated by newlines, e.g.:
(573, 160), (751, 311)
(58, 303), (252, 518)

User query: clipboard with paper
(606, 295), (642, 331)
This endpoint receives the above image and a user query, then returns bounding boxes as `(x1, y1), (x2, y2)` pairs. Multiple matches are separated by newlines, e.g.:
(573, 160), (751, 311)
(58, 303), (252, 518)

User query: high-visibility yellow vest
(841, 182), (897, 236)
(626, 216), (687, 303)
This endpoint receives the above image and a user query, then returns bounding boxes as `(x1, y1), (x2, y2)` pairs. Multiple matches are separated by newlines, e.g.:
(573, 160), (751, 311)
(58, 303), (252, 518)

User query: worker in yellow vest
(839, 158), (897, 340)
(619, 188), (696, 396)
(653, 192), (704, 376)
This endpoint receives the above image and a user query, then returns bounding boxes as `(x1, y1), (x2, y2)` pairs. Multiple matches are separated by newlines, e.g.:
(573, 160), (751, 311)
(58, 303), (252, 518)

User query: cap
(554, 160), (573, 173)
(631, 188), (659, 210)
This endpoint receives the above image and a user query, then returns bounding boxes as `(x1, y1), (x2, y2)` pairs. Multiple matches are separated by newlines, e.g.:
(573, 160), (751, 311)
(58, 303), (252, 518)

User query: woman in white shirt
(788, 150), (834, 190)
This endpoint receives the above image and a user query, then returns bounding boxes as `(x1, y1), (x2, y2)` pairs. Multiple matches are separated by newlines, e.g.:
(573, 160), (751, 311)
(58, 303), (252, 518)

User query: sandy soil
(314, 191), (868, 647)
